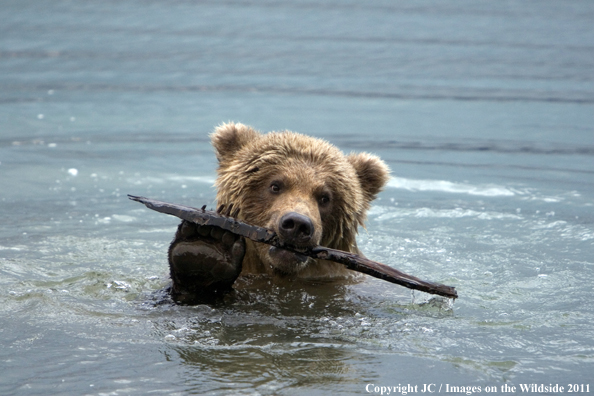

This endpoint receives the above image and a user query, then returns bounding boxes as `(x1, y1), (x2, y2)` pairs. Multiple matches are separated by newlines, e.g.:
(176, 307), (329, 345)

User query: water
(1, 1), (593, 395)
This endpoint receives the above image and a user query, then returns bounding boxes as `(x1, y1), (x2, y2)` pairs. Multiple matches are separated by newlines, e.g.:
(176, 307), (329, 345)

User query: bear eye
(319, 194), (330, 206)
(270, 182), (282, 194)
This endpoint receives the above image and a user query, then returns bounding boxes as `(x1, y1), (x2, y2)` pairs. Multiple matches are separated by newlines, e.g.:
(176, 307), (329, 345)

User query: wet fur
(211, 122), (390, 279)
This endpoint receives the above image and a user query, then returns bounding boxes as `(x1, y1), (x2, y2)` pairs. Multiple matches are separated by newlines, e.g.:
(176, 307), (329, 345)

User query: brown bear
(168, 122), (390, 303)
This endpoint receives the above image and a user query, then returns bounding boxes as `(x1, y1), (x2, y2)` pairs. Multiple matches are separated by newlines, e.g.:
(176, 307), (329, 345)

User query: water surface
(1, 1), (593, 395)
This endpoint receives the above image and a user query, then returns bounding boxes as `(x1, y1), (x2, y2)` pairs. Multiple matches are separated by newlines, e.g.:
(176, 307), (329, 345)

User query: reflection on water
(151, 277), (456, 394)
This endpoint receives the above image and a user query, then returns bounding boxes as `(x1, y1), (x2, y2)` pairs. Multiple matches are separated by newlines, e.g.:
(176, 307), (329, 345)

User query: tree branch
(128, 195), (458, 299)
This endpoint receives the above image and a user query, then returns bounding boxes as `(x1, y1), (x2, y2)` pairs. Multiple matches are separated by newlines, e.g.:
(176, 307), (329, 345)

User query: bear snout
(278, 212), (314, 246)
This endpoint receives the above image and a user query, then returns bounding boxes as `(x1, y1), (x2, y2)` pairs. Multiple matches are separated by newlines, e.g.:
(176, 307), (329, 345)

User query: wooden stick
(128, 195), (458, 299)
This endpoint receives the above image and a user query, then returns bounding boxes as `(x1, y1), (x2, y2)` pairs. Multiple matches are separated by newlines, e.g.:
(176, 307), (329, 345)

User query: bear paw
(168, 220), (245, 303)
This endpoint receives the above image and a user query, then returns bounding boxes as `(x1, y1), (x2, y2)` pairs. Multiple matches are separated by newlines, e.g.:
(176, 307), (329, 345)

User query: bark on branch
(128, 195), (458, 299)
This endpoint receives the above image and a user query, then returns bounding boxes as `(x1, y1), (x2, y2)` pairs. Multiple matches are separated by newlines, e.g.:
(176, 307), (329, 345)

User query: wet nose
(278, 212), (314, 245)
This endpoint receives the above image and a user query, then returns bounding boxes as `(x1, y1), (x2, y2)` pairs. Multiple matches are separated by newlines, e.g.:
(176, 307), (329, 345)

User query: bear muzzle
(277, 212), (314, 247)
(263, 211), (320, 274)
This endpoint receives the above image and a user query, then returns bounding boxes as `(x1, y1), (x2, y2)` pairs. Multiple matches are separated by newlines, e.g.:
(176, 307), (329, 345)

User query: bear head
(211, 122), (390, 278)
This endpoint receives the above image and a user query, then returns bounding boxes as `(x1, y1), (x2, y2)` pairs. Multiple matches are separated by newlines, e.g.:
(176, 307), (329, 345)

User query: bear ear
(347, 152), (390, 202)
(210, 122), (260, 162)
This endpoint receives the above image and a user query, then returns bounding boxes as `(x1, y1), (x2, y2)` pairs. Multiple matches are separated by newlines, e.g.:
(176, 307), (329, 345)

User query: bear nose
(278, 212), (314, 245)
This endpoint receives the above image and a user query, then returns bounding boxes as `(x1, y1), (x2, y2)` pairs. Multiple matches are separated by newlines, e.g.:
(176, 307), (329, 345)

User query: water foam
(372, 207), (522, 221)
(388, 177), (516, 197)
